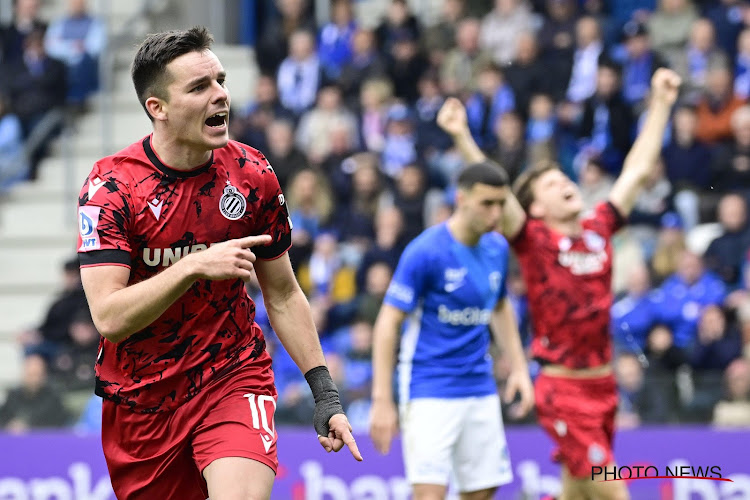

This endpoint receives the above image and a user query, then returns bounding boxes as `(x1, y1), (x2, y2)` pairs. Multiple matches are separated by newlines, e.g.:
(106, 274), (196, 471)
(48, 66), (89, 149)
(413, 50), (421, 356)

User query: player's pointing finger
(237, 234), (273, 248)
(342, 429), (363, 461)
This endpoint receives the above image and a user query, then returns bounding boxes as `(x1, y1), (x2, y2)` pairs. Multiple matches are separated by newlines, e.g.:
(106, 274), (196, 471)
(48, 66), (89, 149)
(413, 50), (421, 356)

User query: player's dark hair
(512, 160), (561, 213)
(457, 160), (509, 190)
(132, 26), (214, 121)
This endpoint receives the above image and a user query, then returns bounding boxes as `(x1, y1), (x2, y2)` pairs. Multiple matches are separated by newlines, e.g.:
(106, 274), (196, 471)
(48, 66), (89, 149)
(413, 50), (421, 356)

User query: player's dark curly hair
(457, 160), (509, 190)
(132, 26), (214, 121)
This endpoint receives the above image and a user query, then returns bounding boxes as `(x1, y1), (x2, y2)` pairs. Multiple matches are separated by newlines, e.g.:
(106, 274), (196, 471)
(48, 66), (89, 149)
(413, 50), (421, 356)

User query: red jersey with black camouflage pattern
(511, 202), (624, 369)
(76, 136), (291, 413)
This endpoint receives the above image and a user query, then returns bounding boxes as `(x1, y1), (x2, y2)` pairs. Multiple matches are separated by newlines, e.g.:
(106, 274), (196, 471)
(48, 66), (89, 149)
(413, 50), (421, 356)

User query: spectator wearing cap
(651, 212), (687, 284)
(380, 102), (419, 179)
(619, 18), (668, 108)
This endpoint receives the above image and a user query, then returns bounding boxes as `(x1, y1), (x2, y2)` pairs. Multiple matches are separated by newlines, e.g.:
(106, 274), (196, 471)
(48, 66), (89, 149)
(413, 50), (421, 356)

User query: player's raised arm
(81, 234), (272, 344)
(254, 254), (362, 462)
(490, 298), (534, 417)
(609, 68), (681, 217)
(369, 303), (407, 454)
(437, 98), (527, 239)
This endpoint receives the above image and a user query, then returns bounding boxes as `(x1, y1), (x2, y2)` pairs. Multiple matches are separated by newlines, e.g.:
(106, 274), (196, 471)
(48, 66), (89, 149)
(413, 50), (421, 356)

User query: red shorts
(102, 358), (278, 500)
(534, 372), (617, 478)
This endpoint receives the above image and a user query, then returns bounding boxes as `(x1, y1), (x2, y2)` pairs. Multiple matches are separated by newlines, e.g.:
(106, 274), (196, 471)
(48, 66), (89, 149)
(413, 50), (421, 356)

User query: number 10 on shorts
(243, 393), (277, 453)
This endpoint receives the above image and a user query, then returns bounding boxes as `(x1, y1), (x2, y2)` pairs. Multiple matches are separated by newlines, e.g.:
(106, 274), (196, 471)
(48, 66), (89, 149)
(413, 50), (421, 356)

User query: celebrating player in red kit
(76, 26), (361, 500)
(438, 69), (681, 499)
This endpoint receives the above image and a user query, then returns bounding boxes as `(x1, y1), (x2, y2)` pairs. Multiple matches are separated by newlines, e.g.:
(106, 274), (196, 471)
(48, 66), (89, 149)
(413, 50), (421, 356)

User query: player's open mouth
(205, 112), (227, 128)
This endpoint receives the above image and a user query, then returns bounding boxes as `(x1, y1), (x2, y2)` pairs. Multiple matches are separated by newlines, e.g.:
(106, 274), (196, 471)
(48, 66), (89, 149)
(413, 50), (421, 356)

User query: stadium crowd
(2, 0), (750, 433)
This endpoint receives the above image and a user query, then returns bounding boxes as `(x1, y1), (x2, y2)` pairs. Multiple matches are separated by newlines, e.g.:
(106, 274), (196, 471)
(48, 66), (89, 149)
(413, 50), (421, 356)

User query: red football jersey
(77, 136), (291, 413)
(511, 202), (624, 369)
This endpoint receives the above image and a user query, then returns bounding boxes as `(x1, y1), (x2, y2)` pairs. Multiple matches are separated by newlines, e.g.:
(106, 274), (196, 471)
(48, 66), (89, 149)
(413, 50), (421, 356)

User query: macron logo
(88, 177), (105, 200)
(261, 434), (274, 453)
(147, 198), (164, 221)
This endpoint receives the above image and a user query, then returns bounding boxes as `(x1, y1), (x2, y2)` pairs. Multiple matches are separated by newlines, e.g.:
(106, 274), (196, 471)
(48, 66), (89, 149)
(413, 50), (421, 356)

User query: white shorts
(400, 394), (513, 492)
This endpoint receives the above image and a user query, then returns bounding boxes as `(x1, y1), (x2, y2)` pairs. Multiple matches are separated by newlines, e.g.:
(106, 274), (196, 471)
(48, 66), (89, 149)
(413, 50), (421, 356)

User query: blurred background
(0, 0), (749, 497)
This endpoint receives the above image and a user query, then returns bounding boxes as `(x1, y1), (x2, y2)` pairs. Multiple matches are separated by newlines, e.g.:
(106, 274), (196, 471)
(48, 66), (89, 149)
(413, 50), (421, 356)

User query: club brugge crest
(219, 181), (246, 220)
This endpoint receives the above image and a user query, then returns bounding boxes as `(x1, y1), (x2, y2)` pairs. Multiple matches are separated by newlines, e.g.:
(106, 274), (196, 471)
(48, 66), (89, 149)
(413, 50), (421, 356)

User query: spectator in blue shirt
(318, 0), (356, 82)
(612, 263), (656, 353)
(465, 62), (515, 151)
(652, 250), (727, 348)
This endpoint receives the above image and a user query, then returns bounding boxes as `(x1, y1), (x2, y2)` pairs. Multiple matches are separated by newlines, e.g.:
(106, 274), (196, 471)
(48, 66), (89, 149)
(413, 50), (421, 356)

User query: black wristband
(304, 365), (344, 437)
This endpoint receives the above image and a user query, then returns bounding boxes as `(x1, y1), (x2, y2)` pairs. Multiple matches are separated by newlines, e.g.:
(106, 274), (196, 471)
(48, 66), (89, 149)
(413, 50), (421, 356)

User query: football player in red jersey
(438, 69), (681, 500)
(76, 27), (361, 500)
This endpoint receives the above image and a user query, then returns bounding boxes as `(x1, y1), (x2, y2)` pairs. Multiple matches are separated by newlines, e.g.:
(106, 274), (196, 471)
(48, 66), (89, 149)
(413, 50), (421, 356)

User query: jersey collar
(142, 135), (214, 178)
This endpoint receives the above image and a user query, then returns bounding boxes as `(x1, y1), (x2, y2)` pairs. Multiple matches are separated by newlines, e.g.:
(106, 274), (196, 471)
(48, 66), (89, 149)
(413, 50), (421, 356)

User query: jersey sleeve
(591, 201), (625, 238)
(383, 241), (431, 313)
(252, 159), (292, 260)
(77, 163), (133, 268)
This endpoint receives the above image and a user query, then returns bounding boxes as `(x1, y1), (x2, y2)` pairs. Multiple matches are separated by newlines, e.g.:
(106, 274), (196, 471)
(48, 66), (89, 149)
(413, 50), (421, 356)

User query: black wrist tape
(304, 365), (344, 437)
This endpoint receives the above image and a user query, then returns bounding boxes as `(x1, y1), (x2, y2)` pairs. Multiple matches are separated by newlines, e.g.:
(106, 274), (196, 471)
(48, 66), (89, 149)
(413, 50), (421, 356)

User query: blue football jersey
(384, 223), (510, 401)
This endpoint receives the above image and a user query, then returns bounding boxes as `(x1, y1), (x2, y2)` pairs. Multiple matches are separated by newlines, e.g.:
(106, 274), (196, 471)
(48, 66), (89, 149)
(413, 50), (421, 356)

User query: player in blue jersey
(369, 162), (534, 500)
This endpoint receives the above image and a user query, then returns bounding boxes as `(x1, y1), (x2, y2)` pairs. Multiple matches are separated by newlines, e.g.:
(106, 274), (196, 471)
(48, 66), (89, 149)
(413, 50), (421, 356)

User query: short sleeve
(252, 161), (292, 260)
(591, 201), (625, 238)
(383, 241), (431, 313)
(77, 164), (133, 268)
